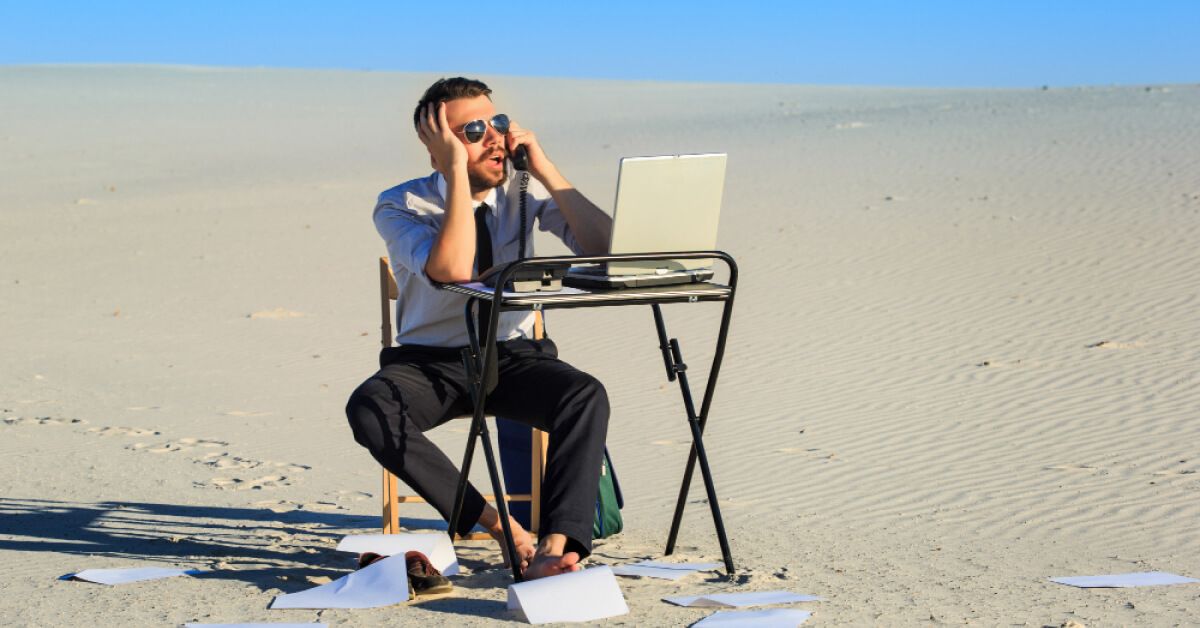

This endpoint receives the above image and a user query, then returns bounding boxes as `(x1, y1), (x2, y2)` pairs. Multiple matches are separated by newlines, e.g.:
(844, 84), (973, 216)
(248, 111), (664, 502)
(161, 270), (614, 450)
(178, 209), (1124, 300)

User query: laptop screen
(607, 153), (727, 275)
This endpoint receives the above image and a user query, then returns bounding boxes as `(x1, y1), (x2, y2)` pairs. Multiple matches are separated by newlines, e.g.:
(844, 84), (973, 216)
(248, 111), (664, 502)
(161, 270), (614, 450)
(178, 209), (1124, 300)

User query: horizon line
(5, 62), (1196, 92)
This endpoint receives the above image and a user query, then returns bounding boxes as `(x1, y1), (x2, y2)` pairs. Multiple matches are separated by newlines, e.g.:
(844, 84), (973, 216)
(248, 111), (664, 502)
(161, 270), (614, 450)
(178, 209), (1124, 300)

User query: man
(345, 77), (613, 580)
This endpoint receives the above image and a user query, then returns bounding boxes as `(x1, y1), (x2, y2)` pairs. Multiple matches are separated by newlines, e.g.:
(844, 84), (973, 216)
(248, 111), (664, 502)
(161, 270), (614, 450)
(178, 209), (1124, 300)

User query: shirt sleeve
(528, 178), (587, 256)
(373, 191), (439, 287)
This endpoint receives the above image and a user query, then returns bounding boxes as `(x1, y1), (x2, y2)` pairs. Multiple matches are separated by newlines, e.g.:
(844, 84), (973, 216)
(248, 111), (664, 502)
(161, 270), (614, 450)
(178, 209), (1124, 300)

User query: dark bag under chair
(593, 448), (623, 538)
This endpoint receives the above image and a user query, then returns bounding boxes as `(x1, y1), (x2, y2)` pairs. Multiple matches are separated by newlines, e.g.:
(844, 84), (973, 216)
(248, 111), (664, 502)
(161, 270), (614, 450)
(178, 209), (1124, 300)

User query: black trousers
(345, 337), (609, 558)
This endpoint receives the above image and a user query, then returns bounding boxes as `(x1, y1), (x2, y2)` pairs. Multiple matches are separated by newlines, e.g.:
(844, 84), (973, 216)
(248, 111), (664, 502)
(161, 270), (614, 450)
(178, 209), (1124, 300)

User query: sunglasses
(454, 114), (511, 143)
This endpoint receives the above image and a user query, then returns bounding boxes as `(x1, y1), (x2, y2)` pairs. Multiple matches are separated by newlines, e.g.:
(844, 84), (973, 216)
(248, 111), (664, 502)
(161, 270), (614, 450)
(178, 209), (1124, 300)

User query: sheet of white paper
(612, 565), (695, 581)
(693, 608), (813, 627)
(269, 553), (408, 609)
(665, 591), (823, 608)
(460, 281), (588, 297)
(612, 560), (722, 580)
(506, 566), (628, 624)
(335, 533), (458, 576)
(70, 567), (202, 585)
(1049, 571), (1200, 588)
(637, 561), (723, 571)
(185, 624), (326, 627)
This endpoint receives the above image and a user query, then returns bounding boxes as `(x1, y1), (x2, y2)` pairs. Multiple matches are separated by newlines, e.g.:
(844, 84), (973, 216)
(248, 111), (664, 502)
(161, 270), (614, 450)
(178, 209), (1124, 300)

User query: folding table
(439, 251), (738, 582)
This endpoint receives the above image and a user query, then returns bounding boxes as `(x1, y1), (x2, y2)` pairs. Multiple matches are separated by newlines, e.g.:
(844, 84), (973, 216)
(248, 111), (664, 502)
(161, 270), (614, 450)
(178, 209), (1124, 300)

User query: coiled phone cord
(518, 171), (529, 260)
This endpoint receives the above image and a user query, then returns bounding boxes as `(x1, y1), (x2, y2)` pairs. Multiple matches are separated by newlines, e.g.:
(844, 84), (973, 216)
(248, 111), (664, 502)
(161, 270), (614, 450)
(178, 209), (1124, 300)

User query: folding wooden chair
(378, 257), (549, 539)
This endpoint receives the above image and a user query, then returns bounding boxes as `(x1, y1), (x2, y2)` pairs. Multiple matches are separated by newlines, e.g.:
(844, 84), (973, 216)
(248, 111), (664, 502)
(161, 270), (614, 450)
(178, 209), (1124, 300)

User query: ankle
(480, 511), (527, 537)
(536, 533), (568, 557)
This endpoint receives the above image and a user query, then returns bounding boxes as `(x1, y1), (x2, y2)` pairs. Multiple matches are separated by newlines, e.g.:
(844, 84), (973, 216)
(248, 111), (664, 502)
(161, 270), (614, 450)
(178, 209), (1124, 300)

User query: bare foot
(523, 551), (582, 580)
(487, 517), (536, 570)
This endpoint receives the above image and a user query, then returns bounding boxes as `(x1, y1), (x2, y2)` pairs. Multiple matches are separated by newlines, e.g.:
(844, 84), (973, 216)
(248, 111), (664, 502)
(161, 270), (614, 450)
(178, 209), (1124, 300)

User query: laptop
(565, 152), (727, 289)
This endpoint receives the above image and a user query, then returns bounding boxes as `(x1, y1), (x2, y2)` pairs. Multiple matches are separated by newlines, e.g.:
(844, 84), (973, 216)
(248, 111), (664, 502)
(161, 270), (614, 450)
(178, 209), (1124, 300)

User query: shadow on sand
(1, 497), (523, 619)
(0, 496), (441, 591)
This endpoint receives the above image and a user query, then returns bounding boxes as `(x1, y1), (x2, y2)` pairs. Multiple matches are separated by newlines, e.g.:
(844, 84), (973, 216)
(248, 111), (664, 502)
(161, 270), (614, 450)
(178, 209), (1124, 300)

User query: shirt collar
(434, 172), (499, 211)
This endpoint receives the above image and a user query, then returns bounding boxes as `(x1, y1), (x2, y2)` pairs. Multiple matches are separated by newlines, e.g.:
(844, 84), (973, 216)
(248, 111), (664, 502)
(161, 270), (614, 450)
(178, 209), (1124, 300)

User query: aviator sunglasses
(454, 114), (511, 143)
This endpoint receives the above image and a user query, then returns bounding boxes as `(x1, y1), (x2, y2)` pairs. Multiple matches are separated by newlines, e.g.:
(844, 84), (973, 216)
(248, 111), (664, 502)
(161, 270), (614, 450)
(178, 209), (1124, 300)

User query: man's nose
(483, 123), (503, 146)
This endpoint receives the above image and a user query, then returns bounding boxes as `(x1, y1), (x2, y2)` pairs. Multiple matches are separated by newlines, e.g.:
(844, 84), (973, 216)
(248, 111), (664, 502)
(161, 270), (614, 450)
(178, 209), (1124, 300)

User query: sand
(2, 66), (1199, 626)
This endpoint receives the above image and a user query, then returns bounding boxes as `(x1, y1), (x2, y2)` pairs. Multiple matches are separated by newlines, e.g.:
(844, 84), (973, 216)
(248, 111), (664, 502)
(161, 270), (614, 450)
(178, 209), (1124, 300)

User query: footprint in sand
(253, 493), (367, 514)
(196, 452), (263, 470)
(194, 452), (310, 473)
(299, 501), (347, 512)
(196, 474), (292, 491)
(128, 442), (185, 454)
(2, 416), (87, 426)
(251, 500), (346, 513)
(333, 490), (372, 501)
(253, 500), (300, 513)
(128, 437), (229, 454)
(88, 426), (162, 437)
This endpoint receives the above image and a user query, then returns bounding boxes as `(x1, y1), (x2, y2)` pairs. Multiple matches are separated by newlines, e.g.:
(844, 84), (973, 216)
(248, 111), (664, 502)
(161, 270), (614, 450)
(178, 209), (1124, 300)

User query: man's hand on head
(417, 102), (467, 177)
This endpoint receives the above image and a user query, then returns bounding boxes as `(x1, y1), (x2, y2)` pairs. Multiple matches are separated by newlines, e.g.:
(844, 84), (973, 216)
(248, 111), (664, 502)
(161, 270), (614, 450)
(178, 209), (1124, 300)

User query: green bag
(593, 448), (624, 538)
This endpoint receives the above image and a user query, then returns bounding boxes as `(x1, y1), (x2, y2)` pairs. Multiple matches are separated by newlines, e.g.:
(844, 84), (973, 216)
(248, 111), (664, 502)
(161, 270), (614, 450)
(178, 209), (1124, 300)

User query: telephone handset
(510, 144), (530, 171)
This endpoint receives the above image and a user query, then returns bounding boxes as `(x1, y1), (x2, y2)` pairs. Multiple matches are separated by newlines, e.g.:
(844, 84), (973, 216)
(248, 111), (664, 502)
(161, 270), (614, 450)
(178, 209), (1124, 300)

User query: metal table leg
(656, 301), (737, 576)
(448, 297), (525, 581)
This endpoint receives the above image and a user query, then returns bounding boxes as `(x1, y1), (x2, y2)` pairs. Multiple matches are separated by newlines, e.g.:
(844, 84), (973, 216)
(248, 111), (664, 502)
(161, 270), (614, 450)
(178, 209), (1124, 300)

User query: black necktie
(474, 203), (499, 391)
(474, 203), (494, 276)
(474, 203), (495, 342)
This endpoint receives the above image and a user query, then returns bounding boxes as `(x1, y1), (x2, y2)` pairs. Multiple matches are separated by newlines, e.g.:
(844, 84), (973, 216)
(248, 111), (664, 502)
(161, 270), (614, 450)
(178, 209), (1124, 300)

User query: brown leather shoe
(355, 550), (452, 597)
(356, 552), (385, 570)
(404, 550), (452, 596)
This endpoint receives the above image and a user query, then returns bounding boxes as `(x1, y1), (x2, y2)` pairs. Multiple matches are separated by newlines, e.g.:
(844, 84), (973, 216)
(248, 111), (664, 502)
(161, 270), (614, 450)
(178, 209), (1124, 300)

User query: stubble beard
(468, 159), (508, 197)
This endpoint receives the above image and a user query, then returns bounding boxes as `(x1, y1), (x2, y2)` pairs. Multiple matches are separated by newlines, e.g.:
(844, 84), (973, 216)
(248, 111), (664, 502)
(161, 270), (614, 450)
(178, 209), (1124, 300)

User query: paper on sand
(665, 591), (823, 607)
(507, 565), (628, 624)
(612, 560), (722, 580)
(693, 608), (813, 626)
(269, 553), (409, 609)
(335, 533), (458, 576)
(69, 567), (203, 585)
(1050, 571), (1199, 588)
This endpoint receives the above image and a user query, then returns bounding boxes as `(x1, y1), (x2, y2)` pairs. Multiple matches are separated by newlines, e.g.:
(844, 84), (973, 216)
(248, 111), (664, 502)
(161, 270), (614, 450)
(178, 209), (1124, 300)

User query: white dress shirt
(374, 169), (585, 347)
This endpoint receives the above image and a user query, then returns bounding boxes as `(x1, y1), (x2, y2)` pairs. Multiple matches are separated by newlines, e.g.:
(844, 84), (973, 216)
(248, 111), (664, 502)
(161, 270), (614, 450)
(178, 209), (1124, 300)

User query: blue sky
(2, 1), (1197, 87)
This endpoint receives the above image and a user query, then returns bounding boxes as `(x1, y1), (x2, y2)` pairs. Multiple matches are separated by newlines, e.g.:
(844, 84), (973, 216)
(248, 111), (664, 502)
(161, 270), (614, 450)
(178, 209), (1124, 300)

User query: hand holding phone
(510, 144), (529, 171)
(505, 119), (531, 171)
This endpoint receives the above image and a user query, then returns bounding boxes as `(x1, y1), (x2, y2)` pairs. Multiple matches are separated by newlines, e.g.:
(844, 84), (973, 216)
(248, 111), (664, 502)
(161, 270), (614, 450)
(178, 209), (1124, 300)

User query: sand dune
(2, 66), (1199, 625)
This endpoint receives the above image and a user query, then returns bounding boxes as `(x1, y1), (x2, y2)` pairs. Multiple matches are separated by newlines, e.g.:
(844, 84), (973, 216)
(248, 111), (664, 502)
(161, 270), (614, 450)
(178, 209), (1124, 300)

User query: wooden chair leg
(530, 429), (548, 534)
(382, 468), (399, 534)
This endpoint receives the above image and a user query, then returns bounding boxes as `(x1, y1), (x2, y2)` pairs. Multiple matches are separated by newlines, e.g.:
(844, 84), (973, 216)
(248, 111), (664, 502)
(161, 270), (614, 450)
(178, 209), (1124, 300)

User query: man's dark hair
(413, 77), (492, 129)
